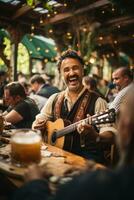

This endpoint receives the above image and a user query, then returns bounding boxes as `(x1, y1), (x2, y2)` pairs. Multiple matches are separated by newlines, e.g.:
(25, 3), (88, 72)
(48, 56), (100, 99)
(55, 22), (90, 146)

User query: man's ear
(15, 95), (22, 102)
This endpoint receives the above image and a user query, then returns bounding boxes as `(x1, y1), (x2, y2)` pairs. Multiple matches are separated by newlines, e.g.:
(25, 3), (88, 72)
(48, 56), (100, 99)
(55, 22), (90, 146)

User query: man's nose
(69, 68), (75, 75)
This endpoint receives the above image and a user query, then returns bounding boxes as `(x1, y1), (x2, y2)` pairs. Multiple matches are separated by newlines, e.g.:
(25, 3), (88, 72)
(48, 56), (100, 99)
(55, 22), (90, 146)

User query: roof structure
(0, 0), (133, 67)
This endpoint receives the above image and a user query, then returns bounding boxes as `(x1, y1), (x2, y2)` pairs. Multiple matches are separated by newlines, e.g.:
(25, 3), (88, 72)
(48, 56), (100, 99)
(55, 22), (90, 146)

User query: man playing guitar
(32, 50), (116, 164)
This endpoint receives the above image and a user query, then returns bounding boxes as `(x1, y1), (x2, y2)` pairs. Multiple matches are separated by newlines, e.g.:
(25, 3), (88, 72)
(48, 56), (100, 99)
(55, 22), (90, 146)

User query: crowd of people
(0, 49), (134, 199)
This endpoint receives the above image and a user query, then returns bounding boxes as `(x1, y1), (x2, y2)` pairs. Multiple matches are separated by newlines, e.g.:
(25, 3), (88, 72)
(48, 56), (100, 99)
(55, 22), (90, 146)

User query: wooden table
(0, 142), (104, 189)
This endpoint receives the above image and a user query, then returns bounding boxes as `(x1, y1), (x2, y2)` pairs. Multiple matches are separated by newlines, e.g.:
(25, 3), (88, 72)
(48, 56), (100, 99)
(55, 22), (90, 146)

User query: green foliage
(0, 36), (29, 74)
(26, 0), (34, 6)
(0, 37), (11, 70)
(18, 43), (30, 74)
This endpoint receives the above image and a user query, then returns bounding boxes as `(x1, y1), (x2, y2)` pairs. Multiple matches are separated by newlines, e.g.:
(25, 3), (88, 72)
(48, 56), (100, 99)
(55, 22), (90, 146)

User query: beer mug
(11, 129), (42, 167)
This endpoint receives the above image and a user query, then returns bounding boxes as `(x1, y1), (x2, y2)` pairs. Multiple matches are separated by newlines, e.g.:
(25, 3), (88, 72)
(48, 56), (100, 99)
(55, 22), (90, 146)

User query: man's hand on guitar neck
(77, 121), (98, 141)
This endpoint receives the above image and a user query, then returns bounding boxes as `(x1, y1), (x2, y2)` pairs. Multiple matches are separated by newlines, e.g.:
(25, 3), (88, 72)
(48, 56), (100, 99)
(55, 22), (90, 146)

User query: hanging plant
(26, 0), (34, 6)
(26, 0), (53, 11)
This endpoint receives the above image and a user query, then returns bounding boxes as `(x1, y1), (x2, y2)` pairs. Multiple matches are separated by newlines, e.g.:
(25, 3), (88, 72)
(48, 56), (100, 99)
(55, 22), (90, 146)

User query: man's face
(60, 58), (84, 92)
(112, 70), (128, 91)
(30, 82), (40, 93)
(4, 89), (19, 106)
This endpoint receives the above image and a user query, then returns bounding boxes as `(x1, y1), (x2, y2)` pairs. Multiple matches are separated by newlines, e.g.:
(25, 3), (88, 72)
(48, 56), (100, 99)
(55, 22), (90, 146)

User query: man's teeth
(69, 77), (77, 81)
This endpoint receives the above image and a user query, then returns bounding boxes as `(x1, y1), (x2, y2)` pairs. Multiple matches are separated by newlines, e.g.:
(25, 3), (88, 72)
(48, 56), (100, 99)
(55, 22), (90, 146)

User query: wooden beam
(104, 16), (134, 27)
(97, 35), (133, 45)
(44, 0), (110, 25)
(12, 1), (40, 20)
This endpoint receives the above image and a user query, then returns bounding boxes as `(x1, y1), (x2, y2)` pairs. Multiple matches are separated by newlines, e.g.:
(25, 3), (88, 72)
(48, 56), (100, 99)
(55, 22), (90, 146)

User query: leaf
(26, 0), (34, 6)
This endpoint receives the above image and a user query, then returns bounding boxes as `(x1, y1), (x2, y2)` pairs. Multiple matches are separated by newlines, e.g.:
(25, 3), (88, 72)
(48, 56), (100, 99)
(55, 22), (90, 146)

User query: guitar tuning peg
(86, 114), (90, 117)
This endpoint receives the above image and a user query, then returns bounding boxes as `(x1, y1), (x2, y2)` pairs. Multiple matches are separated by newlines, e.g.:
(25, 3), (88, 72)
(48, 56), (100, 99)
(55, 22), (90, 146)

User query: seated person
(30, 74), (60, 99)
(12, 88), (134, 200)
(3, 82), (39, 129)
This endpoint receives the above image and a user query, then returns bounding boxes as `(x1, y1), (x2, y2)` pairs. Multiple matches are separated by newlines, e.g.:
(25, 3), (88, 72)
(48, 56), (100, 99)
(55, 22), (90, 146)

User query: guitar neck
(51, 108), (115, 142)
(55, 117), (90, 139)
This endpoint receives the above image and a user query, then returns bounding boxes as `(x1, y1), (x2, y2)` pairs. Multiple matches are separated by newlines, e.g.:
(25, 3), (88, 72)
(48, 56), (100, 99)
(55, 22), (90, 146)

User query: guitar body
(46, 118), (65, 149)
(46, 109), (115, 150)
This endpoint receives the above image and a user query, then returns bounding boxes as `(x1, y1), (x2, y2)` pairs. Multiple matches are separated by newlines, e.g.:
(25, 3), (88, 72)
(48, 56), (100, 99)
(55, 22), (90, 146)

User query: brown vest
(53, 89), (99, 152)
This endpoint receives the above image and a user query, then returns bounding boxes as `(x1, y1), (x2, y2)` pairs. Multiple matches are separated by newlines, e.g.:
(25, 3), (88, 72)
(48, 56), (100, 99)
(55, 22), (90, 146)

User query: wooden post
(11, 42), (18, 81)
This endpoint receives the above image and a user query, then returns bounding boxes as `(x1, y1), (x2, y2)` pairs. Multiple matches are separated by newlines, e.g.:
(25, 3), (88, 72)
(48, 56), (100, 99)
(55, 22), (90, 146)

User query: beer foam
(11, 130), (41, 144)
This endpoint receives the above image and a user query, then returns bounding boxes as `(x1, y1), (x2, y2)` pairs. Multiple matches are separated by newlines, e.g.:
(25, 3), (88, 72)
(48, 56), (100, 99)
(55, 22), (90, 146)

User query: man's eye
(64, 68), (69, 72)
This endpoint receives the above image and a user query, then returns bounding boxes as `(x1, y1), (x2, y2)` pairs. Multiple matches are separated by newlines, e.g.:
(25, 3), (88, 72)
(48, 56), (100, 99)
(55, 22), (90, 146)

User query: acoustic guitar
(46, 108), (116, 149)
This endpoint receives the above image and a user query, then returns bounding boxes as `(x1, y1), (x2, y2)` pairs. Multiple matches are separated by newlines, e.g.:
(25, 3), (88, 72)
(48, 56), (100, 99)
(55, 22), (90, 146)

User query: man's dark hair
(30, 75), (45, 84)
(57, 49), (84, 71)
(4, 82), (26, 98)
(120, 67), (133, 80)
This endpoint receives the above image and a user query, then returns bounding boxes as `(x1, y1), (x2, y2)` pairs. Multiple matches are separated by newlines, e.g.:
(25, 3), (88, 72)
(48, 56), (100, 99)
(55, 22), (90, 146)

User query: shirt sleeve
(95, 97), (117, 135)
(94, 97), (108, 113)
(35, 93), (58, 121)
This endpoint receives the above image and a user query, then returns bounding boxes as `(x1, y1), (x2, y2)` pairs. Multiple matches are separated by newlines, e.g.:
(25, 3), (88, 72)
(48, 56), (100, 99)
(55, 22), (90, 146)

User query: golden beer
(11, 129), (42, 167)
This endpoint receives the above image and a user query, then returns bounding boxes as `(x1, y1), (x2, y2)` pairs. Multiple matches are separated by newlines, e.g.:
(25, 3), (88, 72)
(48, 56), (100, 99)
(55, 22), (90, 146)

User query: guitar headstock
(91, 108), (116, 125)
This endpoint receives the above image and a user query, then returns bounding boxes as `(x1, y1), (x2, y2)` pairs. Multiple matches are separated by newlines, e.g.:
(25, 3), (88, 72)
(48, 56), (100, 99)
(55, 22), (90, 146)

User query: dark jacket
(37, 84), (60, 98)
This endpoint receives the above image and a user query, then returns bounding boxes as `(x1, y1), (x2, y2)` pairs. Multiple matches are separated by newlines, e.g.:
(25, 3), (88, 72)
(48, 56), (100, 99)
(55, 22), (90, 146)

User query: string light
(67, 32), (71, 36)
(54, 47), (58, 51)
(99, 36), (103, 40)
(40, 18), (43, 24)
(89, 57), (95, 64)
(68, 36), (72, 39)
(114, 40), (117, 44)
(31, 33), (34, 36)
(83, 28), (87, 32)
(45, 49), (49, 53)
(112, 7), (115, 12)
(37, 47), (40, 51)
(54, 11), (57, 15)
(47, 13), (51, 17)
(31, 24), (35, 30)
(49, 29), (53, 33)
(64, 3), (67, 7)
(102, 10), (105, 14)
(44, 58), (48, 63)
(117, 25), (121, 29)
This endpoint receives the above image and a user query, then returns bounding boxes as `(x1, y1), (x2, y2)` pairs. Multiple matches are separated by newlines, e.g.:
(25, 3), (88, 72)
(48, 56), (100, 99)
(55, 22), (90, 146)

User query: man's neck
(68, 86), (84, 102)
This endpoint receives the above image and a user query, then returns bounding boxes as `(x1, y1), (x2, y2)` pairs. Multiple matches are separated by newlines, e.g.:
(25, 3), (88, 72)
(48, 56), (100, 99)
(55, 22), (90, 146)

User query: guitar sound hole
(51, 132), (57, 145)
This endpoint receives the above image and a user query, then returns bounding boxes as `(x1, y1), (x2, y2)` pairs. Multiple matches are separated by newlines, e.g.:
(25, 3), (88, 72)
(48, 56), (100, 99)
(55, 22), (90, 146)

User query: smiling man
(32, 50), (116, 164)
(109, 67), (133, 112)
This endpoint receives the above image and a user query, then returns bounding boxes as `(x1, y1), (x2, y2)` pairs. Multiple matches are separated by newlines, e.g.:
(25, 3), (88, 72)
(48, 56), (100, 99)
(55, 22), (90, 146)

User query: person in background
(109, 67), (133, 112)
(98, 79), (108, 96)
(82, 76), (105, 99)
(0, 70), (8, 98)
(30, 74), (60, 99)
(3, 82), (39, 128)
(32, 50), (116, 164)
(11, 88), (134, 200)
(0, 70), (8, 111)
